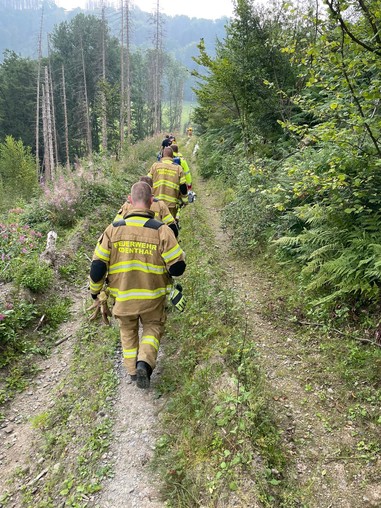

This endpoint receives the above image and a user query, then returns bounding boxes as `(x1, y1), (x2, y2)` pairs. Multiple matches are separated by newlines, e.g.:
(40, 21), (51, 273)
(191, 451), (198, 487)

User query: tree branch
(325, 0), (381, 56)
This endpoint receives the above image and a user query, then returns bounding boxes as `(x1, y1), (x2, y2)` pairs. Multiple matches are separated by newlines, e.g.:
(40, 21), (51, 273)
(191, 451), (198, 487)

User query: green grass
(20, 324), (119, 507)
(152, 168), (291, 507)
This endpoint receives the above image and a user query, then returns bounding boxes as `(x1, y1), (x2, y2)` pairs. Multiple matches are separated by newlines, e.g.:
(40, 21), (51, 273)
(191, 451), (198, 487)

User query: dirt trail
(199, 187), (381, 508)
(92, 354), (165, 508)
(0, 294), (85, 506)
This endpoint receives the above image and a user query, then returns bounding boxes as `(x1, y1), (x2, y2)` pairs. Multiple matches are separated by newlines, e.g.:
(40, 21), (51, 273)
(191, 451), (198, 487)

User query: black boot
(136, 361), (152, 389)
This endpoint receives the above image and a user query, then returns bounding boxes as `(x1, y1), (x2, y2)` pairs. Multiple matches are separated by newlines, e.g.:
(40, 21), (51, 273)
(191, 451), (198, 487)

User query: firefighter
(114, 176), (179, 237)
(171, 143), (192, 190)
(88, 181), (186, 389)
(148, 146), (188, 219)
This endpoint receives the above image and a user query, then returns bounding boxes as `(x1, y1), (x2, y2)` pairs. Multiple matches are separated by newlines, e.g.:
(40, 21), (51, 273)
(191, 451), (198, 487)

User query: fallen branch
(324, 455), (372, 463)
(290, 319), (381, 348)
(34, 314), (46, 331)
(25, 468), (49, 487)
(54, 333), (73, 346)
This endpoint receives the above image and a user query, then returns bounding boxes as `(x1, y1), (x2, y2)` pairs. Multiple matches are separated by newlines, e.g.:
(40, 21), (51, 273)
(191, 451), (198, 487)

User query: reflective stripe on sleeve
(90, 279), (104, 292)
(162, 213), (173, 224)
(94, 243), (110, 262)
(162, 244), (183, 262)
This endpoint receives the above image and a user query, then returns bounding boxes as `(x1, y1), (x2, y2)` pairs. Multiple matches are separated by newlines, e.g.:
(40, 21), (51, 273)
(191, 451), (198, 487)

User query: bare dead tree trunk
(125, 0), (131, 141)
(44, 66), (55, 178)
(47, 37), (58, 168)
(61, 64), (70, 171)
(35, 6), (43, 177)
(152, 0), (163, 134)
(41, 84), (51, 181)
(120, 0), (125, 149)
(101, 3), (107, 152)
(80, 36), (92, 156)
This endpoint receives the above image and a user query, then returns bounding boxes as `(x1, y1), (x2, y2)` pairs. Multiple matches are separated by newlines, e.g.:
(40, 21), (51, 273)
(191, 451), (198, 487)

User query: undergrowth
(154, 169), (293, 507)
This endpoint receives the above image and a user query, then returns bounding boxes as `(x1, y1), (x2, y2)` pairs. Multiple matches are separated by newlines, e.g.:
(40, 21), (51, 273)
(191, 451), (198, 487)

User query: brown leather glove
(86, 290), (112, 325)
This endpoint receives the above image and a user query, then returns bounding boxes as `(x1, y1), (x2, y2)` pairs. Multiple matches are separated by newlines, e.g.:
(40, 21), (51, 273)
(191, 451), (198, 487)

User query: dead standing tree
(151, 0), (163, 134)
(61, 64), (70, 170)
(42, 66), (54, 181)
(120, 0), (125, 148)
(100, 2), (108, 152)
(120, 0), (132, 150)
(125, 0), (132, 142)
(80, 36), (92, 157)
(35, 6), (43, 177)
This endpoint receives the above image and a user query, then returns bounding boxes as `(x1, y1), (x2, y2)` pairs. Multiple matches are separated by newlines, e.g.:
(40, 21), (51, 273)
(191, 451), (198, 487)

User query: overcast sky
(55, 0), (235, 19)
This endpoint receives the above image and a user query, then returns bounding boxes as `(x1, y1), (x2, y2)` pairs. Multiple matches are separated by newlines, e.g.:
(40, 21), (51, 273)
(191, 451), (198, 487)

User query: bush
(0, 219), (45, 282)
(0, 299), (38, 366)
(38, 296), (71, 330)
(15, 256), (54, 293)
(0, 136), (38, 212)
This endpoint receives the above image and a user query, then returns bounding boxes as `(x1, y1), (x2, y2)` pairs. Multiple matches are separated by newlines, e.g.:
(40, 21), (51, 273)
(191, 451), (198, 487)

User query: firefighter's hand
(87, 291), (111, 325)
(170, 284), (186, 312)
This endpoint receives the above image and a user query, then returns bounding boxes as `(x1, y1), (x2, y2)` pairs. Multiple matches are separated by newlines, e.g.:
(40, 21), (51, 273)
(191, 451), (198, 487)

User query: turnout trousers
(115, 303), (167, 376)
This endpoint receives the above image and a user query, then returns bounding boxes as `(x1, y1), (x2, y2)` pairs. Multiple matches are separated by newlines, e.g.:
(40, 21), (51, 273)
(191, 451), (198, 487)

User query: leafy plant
(14, 255), (54, 293)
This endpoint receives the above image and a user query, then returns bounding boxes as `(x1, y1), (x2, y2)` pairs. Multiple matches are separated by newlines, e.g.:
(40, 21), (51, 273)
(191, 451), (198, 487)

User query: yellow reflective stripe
(180, 175), (186, 185)
(114, 212), (123, 221)
(156, 193), (178, 203)
(90, 280), (104, 291)
(109, 287), (168, 301)
(94, 243), (110, 261)
(162, 244), (183, 262)
(162, 213), (173, 224)
(124, 217), (148, 227)
(141, 335), (160, 351)
(153, 179), (179, 191)
(109, 260), (166, 275)
(123, 348), (138, 358)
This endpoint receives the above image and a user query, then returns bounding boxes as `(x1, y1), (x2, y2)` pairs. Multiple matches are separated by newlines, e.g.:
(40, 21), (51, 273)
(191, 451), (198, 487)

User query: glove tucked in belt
(170, 283), (186, 312)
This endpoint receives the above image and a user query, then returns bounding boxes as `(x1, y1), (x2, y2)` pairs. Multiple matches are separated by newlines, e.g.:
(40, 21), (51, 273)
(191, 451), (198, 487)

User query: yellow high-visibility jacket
(89, 208), (185, 316)
(173, 151), (192, 187)
(148, 157), (188, 210)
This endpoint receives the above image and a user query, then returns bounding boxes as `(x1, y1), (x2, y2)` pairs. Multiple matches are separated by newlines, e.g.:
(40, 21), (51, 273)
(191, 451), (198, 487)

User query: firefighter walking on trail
(148, 146), (188, 219)
(88, 181), (186, 389)
(114, 176), (179, 238)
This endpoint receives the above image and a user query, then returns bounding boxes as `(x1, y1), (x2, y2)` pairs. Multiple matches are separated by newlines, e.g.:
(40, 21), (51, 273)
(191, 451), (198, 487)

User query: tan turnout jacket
(90, 208), (185, 316)
(148, 157), (188, 211)
(114, 198), (175, 228)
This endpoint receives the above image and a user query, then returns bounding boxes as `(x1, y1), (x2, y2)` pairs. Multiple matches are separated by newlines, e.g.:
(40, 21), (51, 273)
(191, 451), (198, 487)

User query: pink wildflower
(0, 314), (5, 321)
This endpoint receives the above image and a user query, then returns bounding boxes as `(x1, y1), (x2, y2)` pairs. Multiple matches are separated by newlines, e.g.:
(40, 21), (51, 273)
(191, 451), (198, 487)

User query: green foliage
(0, 52), (37, 151)
(0, 136), (38, 211)
(0, 216), (45, 282)
(0, 299), (38, 368)
(22, 324), (119, 507)
(38, 296), (71, 330)
(193, 0), (381, 316)
(154, 196), (288, 506)
(14, 255), (54, 293)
